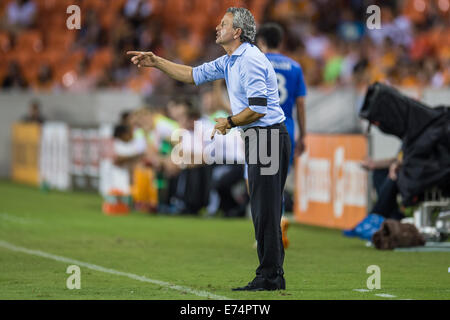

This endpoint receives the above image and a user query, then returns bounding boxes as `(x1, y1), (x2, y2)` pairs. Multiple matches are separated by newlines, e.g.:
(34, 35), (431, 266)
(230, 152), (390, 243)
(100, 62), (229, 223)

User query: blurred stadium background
(0, 0), (449, 300)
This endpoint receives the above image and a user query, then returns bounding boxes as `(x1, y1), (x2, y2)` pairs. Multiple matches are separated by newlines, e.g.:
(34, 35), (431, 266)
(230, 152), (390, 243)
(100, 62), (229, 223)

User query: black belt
(243, 122), (286, 132)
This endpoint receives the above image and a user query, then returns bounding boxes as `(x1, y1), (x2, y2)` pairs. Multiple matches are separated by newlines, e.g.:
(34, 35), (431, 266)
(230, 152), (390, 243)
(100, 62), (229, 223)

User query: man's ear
(234, 28), (242, 40)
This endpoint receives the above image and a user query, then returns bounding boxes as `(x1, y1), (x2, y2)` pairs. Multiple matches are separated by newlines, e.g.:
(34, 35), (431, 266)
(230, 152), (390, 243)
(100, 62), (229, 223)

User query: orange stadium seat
(100, 11), (117, 29)
(36, 11), (68, 31)
(0, 1), (12, 15)
(15, 30), (44, 53)
(0, 54), (29, 85)
(214, 0), (246, 27)
(3, 49), (36, 85)
(67, 49), (86, 66)
(126, 68), (154, 92)
(35, 0), (69, 25)
(88, 48), (113, 76)
(5, 49), (32, 66)
(94, 0), (129, 28)
(21, 64), (41, 87)
(50, 13), (69, 28)
(161, 0), (215, 36)
(161, 0), (182, 31)
(148, 0), (164, 16)
(34, 0), (53, 11)
(402, 0), (429, 24)
(0, 32), (12, 53)
(48, 0), (74, 11)
(81, 0), (107, 12)
(38, 49), (65, 67)
(46, 32), (75, 51)
(113, 0), (128, 11)
(250, 0), (270, 23)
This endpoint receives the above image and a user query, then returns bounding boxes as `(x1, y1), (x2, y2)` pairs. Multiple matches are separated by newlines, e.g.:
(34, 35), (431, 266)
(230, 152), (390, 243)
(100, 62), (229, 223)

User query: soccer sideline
(0, 240), (231, 300)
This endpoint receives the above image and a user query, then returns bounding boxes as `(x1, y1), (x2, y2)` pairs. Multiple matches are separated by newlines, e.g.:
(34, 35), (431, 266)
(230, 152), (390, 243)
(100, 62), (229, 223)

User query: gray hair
(226, 7), (256, 44)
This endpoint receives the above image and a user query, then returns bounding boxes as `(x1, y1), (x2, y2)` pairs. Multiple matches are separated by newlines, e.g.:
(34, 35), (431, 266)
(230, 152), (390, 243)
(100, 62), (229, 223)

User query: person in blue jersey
(256, 23), (307, 165)
(255, 23), (307, 249)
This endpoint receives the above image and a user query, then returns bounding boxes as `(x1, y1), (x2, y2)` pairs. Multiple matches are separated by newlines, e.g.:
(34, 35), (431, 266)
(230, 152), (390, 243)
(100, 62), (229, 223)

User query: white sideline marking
(353, 289), (403, 299)
(0, 212), (39, 225)
(0, 240), (230, 300)
(375, 293), (397, 298)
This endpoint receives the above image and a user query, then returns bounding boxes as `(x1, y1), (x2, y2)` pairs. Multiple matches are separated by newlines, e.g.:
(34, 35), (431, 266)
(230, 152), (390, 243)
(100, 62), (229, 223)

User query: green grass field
(0, 180), (448, 300)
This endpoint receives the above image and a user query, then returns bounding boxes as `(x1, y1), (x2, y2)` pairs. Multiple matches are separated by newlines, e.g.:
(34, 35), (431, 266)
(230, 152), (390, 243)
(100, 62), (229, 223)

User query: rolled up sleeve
(240, 56), (268, 114)
(193, 55), (226, 86)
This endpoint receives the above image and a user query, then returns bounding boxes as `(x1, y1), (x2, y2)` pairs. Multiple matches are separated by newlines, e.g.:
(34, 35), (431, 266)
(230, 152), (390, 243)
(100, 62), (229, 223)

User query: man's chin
(216, 38), (230, 46)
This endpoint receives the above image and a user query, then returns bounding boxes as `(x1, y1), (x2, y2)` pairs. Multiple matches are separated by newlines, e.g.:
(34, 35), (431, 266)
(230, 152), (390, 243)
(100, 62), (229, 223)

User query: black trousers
(372, 168), (389, 197)
(371, 176), (404, 220)
(243, 122), (291, 283)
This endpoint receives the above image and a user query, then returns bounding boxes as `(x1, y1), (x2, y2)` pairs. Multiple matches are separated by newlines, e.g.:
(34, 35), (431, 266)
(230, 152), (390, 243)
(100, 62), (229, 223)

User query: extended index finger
(126, 51), (143, 56)
(210, 128), (217, 140)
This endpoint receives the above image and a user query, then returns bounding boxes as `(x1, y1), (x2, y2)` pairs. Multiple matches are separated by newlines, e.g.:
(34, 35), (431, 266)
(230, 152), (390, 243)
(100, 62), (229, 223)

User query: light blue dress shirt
(192, 42), (286, 129)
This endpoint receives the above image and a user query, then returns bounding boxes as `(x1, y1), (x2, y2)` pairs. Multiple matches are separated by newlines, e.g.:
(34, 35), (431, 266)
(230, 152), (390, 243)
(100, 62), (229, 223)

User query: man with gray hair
(128, 7), (290, 291)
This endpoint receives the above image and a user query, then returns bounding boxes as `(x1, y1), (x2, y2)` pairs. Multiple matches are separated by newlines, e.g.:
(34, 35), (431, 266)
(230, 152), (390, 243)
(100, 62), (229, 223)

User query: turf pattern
(0, 181), (449, 300)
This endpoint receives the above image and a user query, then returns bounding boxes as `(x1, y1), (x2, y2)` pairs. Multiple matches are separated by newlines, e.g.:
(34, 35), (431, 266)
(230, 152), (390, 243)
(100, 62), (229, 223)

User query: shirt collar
(231, 42), (251, 56)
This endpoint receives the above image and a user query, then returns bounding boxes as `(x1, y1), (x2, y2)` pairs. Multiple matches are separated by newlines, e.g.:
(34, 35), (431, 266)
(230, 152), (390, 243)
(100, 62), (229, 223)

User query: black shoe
(232, 276), (285, 291)
(265, 275), (286, 290)
(232, 283), (266, 291)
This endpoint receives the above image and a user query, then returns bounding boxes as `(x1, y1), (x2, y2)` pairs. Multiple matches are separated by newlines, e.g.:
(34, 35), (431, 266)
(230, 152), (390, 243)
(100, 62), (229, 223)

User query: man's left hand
(211, 117), (231, 139)
(389, 160), (400, 181)
(294, 138), (306, 157)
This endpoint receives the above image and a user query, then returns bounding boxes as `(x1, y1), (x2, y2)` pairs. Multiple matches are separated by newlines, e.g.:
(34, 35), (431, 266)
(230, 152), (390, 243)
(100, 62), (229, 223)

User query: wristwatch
(227, 116), (236, 128)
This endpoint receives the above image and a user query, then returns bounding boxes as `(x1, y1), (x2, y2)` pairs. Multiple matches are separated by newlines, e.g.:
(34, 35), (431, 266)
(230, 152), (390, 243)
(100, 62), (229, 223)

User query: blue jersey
(266, 53), (306, 168)
(245, 53), (307, 178)
(265, 53), (307, 121)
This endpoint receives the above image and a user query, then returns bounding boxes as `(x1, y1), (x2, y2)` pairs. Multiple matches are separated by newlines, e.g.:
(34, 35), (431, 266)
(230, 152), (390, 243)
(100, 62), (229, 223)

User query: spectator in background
(2, 62), (28, 89)
(75, 9), (102, 56)
(35, 64), (55, 92)
(337, 9), (365, 43)
(122, 108), (163, 212)
(366, 6), (413, 48)
(127, 107), (154, 157)
(340, 43), (360, 85)
(303, 25), (330, 61)
(120, 110), (132, 126)
(6, 0), (37, 32)
(21, 100), (45, 124)
(172, 105), (212, 215)
(123, 0), (153, 28)
(429, 59), (449, 88)
(117, 109), (148, 157)
(345, 151), (405, 241)
(1, 0), (447, 92)
(167, 97), (189, 125)
(199, 86), (248, 218)
(110, 124), (146, 195)
(65, 57), (99, 92)
(113, 124), (145, 167)
(361, 157), (399, 199)
(108, 55), (134, 88)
